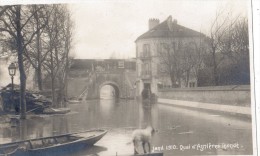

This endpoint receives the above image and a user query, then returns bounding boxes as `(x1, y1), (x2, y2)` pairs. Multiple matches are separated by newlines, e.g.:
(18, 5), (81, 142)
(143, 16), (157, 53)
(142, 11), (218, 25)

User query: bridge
(67, 59), (136, 99)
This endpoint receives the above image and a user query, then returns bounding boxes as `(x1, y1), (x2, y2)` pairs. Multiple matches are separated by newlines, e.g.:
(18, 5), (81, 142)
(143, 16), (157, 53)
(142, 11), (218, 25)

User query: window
(144, 63), (150, 75)
(118, 61), (124, 68)
(143, 44), (150, 57)
(158, 43), (171, 55)
(142, 62), (151, 75)
(161, 43), (169, 51)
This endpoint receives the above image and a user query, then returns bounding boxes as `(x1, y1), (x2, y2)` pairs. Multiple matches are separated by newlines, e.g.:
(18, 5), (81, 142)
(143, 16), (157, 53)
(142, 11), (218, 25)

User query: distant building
(135, 16), (208, 96)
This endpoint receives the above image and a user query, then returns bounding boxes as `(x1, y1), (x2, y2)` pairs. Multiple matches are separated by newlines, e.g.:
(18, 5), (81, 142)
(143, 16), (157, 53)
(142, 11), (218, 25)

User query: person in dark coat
(142, 88), (151, 100)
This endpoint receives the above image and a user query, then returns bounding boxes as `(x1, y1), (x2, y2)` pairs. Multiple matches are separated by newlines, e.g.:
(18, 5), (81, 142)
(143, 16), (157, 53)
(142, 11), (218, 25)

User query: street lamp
(8, 63), (16, 77)
(8, 63), (16, 112)
(8, 63), (16, 89)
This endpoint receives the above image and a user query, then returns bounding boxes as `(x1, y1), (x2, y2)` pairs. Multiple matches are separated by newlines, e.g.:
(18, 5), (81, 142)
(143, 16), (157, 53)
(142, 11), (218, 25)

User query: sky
(0, 0), (250, 60)
(69, 0), (249, 59)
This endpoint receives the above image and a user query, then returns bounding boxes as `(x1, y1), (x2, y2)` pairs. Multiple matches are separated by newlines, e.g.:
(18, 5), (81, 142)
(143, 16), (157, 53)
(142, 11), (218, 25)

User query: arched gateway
(99, 81), (120, 99)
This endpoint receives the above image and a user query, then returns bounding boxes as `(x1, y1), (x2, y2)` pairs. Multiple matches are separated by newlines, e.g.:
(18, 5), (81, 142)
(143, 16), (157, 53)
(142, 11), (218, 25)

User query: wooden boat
(0, 129), (107, 156)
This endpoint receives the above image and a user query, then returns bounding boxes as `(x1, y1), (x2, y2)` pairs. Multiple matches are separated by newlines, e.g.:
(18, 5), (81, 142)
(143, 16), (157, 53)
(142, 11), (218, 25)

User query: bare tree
(207, 10), (240, 85)
(221, 17), (249, 63)
(59, 10), (73, 107)
(41, 4), (73, 107)
(219, 17), (249, 84)
(157, 42), (179, 87)
(158, 37), (206, 87)
(0, 5), (45, 119)
(23, 5), (51, 91)
(181, 40), (206, 87)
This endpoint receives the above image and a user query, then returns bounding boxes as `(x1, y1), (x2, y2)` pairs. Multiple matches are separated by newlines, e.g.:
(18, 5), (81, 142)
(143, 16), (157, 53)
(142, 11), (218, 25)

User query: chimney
(167, 16), (178, 31)
(173, 19), (177, 24)
(167, 16), (173, 31)
(149, 18), (160, 30)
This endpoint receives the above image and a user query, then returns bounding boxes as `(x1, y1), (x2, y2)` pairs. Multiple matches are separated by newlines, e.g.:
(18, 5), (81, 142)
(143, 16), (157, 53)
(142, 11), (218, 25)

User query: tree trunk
(185, 70), (190, 87)
(64, 76), (68, 107)
(63, 38), (70, 107)
(36, 16), (43, 91)
(63, 60), (69, 107)
(37, 65), (43, 90)
(58, 76), (64, 107)
(51, 75), (55, 107)
(50, 50), (56, 107)
(16, 6), (26, 119)
(212, 47), (218, 86)
(54, 47), (61, 107)
(170, 72), (176, 88)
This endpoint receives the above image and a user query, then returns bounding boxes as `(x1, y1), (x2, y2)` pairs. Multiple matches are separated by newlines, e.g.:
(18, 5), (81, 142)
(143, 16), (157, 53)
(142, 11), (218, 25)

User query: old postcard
(0, 0), (258, 156)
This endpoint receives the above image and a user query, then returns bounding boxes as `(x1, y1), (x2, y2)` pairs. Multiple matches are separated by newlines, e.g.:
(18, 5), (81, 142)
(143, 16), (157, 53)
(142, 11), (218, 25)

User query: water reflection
(72, 145), (107, 156)
(99, 99), (117, 118)
(139, 102), (159, 129)
(0, 115), (70, 143)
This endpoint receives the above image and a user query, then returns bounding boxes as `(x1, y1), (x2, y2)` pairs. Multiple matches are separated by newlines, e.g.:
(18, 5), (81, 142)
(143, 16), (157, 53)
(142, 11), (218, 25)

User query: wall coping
(158, 98), (251, 115)
(158, 85), (250, 92)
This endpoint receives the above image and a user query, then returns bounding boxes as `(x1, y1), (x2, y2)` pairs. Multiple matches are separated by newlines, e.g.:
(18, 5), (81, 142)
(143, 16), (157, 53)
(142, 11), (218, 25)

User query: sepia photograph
(0, 0), (257, 156)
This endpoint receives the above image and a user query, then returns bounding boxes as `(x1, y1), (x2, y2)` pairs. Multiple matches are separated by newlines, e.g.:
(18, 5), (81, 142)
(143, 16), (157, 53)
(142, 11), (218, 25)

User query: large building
(135, 16), (208, 96)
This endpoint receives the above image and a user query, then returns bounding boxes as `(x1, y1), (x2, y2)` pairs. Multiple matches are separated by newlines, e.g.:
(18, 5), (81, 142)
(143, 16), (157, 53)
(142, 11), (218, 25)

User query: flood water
(0, 99), (253, 156)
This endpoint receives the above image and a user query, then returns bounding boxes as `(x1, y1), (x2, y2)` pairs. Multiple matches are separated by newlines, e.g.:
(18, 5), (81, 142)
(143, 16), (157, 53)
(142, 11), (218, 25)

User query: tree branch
(0, 27), (16, 38)
(21, 6), (44, 30)
(22, 22), (47, 51)
(0, 6), (11, 17)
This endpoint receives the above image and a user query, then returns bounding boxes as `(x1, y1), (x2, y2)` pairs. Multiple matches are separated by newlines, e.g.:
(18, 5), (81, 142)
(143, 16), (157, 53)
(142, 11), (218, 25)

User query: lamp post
(8, 63), (16, 112)
(133, 83), (137, 100)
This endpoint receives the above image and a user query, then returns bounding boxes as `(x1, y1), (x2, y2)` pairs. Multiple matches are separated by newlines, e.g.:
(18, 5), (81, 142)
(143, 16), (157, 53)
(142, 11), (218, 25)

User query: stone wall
(157, 85), (251, 107)
(67, 77), (88, 98)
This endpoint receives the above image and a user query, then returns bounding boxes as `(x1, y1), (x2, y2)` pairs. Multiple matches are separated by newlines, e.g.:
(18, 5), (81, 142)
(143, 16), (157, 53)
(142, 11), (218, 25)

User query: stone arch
(98, 81), (120, 99)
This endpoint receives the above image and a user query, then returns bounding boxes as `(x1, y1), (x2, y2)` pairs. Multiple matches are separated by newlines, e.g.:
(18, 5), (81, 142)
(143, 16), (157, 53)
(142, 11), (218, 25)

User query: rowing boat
(0, 129), (107, 156)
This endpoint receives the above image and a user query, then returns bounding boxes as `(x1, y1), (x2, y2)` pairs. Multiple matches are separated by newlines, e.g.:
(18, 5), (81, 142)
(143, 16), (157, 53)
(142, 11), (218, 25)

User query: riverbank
(158, 98), (251, 118)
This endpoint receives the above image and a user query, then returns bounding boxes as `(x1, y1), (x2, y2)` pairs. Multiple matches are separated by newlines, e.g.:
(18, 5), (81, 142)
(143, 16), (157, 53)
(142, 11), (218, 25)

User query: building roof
(136, 16), (205, 42)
